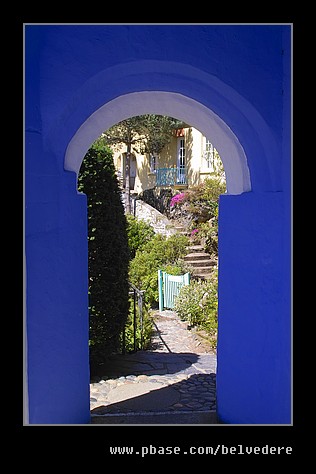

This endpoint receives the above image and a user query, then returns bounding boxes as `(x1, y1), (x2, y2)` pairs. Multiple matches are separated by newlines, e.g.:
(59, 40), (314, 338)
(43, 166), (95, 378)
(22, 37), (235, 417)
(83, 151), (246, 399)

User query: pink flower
(190, 228), (199, 236)
(170, 193), (186, 207)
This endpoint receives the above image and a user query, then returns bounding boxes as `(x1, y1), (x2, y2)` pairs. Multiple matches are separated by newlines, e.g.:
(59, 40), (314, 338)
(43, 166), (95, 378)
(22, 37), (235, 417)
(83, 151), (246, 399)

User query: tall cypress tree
(78, 140), (129, 374)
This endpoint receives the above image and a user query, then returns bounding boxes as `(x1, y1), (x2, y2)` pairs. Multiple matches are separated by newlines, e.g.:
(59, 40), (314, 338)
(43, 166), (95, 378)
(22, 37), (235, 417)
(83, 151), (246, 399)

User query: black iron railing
(121, 282), (145, 354)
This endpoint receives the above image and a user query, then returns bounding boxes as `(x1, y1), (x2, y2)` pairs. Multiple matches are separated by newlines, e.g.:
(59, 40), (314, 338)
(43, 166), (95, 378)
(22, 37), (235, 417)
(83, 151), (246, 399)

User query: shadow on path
(91, 372), (216, 417)
(90, 351), (208, 380)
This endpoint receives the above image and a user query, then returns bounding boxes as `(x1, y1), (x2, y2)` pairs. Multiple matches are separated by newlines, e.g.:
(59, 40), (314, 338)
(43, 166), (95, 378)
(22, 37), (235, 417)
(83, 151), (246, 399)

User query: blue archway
(25, 24), (291, 424)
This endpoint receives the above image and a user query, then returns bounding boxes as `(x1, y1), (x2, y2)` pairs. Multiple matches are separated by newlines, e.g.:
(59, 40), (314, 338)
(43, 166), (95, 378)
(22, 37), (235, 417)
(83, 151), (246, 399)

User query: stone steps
(185, 259), (216, 268)
(173, 225), (190, 236)
(171, 226), (216, 279)
(190, 266), (215, 275)
(183, 245), (216, 278)
(186, 245), (205, 252)
(184, 252), (210, 262)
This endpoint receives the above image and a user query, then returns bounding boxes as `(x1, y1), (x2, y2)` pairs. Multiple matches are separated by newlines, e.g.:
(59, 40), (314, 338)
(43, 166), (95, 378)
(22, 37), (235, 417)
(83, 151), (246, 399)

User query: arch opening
(65, 91), (251, 196)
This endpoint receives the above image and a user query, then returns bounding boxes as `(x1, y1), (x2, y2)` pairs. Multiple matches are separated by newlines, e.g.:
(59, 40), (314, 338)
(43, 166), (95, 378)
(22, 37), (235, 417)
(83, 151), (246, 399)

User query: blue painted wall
(217, 192), (291, 424)
(25, 24), (291, 424)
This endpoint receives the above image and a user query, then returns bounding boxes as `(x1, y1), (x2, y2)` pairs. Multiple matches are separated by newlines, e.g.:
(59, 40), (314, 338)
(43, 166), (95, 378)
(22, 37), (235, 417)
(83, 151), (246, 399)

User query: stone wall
(134, 200), (177, 237)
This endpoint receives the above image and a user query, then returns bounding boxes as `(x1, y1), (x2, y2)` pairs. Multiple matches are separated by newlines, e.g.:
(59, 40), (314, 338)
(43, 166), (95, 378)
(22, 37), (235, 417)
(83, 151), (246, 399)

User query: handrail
(128, 281), (145, 296)
(122, 282), (146, 354)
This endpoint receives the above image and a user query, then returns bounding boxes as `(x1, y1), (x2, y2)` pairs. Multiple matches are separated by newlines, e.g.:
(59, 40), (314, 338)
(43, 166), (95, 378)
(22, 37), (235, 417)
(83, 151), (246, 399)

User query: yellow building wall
(112, 147), (155, 194)
(158, 135), (177, 168)
(111, 127), (224, 193)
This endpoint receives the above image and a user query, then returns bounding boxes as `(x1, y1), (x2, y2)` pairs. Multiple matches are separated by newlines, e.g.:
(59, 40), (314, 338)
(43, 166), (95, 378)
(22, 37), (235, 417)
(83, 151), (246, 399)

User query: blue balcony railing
(156, 167), (187, 187)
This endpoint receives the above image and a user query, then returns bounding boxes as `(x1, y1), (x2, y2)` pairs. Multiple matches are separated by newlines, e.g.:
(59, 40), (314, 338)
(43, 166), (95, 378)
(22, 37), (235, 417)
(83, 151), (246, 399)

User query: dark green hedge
(78, 141), (129, 374)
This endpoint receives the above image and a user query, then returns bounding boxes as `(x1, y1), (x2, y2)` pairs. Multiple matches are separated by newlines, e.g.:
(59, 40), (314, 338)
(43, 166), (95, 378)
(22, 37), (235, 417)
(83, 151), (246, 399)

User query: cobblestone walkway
(90, 311), (217, 423)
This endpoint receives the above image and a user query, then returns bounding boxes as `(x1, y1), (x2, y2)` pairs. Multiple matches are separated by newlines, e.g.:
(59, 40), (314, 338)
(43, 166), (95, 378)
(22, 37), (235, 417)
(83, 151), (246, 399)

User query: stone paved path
(90, 311), (217, 423)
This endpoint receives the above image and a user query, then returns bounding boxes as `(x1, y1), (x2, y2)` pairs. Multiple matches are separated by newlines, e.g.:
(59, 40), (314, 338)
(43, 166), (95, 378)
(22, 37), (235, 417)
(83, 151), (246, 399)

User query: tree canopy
(101, 114), (185, 212)
(133, 114), (184, 157)
(102, 114), (184, 156)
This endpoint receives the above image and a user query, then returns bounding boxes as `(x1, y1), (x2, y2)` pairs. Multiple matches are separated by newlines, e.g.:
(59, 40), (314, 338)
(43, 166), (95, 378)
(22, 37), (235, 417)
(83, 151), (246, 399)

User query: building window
(203, 139), (214, 169)
(177, 138), (186, 184)
(177, 138), (186, 169)
(150, 154), (157, 173)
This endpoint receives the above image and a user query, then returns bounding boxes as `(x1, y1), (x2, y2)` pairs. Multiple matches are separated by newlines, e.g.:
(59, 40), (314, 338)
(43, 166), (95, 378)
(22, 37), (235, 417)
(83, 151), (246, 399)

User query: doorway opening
(75, 108), (231, 422)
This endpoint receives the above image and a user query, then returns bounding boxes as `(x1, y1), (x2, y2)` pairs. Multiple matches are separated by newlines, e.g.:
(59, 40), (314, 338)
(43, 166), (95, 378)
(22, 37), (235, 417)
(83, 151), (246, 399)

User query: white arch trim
(65, 91), (251, 195)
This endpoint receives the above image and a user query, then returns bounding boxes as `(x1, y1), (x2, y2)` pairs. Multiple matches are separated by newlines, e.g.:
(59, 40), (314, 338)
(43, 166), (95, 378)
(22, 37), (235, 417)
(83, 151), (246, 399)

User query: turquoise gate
(158, 270), (190, 312)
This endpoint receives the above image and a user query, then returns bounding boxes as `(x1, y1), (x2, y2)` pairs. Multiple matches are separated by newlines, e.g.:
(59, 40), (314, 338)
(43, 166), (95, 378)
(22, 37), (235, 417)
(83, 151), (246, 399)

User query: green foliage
(125, 214), (155, 259)
(78, 141), (130, 372)
(174, 271), (218, 349)
(129, 233), (189, 307)
(198, 176), (226, 201)
(190, 178), (225, 256)
(169, 177), (225, 258)
(102, 114), (183, 156)
(184, 177), (225, 224)
(101, 117), (146, 150)
(133, 114), (183, 156)
(196, 221), (219, 255)
(160, 263), (186, 276)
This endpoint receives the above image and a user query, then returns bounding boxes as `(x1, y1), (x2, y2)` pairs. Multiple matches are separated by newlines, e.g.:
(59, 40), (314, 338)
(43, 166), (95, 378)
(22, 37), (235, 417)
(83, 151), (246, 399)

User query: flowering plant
(190, 228), (199, 237)
(170, 192), (186, 207)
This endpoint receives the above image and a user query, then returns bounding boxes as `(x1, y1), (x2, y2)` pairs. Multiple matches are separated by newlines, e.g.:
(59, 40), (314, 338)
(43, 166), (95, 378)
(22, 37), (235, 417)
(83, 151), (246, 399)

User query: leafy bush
(169, 177), (225, 259)
(129, 233), (189, 307)
(196, 220), (219, 256)
(194, 176), (226, 202)
(126, 214), (155, 259)
(170, 177), (224, 224)
(174, 270), (218, 349)
(78, 140), (130, 372)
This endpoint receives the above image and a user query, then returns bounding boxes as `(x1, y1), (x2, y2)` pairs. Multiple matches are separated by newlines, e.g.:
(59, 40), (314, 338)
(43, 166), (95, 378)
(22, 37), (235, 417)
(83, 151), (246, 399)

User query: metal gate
(158, 270), (190, 311)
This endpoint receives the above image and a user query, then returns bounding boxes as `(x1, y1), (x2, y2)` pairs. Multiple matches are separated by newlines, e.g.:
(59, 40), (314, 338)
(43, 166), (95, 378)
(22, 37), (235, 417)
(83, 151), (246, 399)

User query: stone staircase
(171, 221), (217, 279)
(172, 223), (192, 237)
(184, 245), (217, 279)
(133, 202), (217, 280)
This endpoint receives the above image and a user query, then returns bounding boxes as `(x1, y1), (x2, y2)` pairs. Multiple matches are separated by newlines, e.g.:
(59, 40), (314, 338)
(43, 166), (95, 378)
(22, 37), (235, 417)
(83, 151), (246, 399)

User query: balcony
(156, 167), (187, 187)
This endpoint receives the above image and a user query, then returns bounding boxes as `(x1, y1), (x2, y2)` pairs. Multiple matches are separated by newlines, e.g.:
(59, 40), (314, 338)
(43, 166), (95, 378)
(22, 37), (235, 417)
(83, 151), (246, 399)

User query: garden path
(90, 310), (217, 424)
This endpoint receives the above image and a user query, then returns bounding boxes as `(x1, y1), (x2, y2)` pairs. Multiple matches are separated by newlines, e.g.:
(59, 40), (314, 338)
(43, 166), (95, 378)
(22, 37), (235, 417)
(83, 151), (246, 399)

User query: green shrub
(126, 214), (155, 259)
(78, 140), (130, 372)
(195, 176), (226, 202)
(196, 220), (219, 256)
(174, 271), (218, 349)
(169, 177), (225, 259)
(184, 177), (224, 226)
(129, 233), (189, 307)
